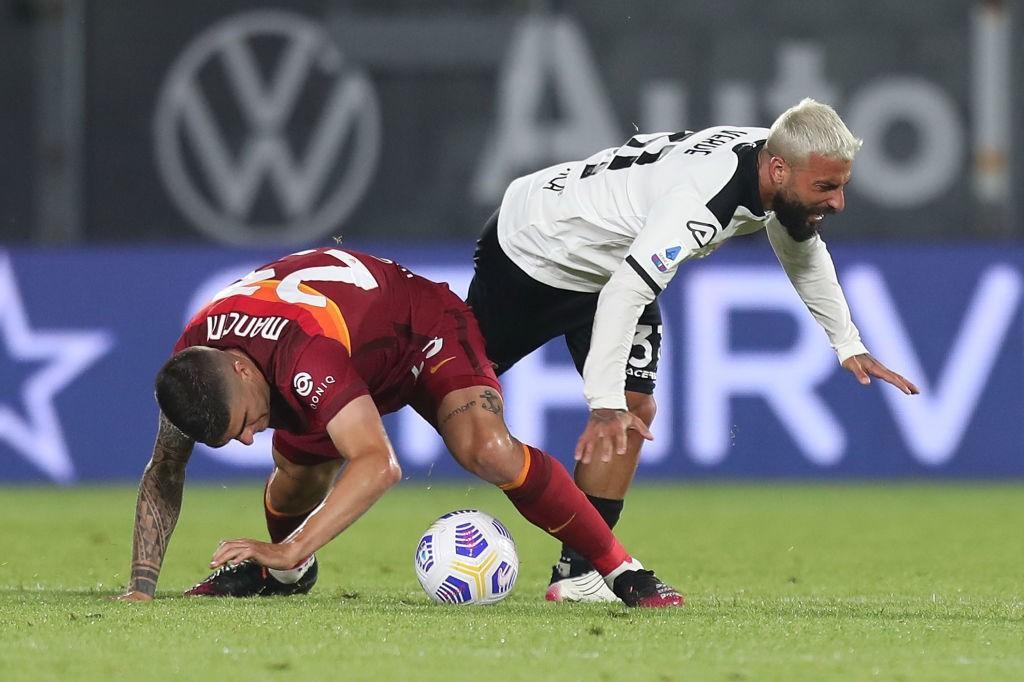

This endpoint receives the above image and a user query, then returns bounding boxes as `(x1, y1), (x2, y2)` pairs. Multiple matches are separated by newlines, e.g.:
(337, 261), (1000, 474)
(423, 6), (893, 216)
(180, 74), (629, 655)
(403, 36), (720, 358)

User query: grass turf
(0, 482), (1022, 681)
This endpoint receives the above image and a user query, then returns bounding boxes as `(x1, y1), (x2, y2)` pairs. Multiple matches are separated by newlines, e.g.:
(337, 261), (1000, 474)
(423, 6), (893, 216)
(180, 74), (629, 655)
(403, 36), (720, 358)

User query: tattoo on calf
(479, 390), (502, 415)
(441, 400), (476, 425)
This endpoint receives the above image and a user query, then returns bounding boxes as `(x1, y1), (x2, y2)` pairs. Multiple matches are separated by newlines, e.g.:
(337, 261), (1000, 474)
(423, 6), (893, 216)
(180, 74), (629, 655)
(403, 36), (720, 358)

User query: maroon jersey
(174, 248), (497, 450)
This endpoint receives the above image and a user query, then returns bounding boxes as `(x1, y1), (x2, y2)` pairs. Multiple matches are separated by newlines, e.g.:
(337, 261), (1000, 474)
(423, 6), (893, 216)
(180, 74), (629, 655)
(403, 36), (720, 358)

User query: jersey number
(212, 249), (379, 308)
(628, 324), (661, 369)
(581, 131), (694, 179)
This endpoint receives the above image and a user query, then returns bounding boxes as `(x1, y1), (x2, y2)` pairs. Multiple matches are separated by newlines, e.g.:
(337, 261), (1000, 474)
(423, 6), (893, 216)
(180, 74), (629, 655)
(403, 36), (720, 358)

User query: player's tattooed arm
(125, 412), (194, 598)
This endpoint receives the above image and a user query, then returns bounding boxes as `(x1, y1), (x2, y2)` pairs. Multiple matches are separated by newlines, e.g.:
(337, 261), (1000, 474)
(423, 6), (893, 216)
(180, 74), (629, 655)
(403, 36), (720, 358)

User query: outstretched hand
(842, 353), (919, 395)
(209, 538), (301, 571)
(574, 408), (654, 464)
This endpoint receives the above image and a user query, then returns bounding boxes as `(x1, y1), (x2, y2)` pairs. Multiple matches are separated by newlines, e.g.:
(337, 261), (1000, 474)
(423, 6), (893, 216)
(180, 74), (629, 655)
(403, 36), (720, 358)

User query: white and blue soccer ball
(414, 509), (518, 605)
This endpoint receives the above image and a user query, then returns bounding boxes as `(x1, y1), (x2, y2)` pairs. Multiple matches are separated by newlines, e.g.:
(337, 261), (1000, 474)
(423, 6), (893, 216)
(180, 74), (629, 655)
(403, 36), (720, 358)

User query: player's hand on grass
(112, 590), (153, 602)
(842, 353), (920, 395)
(210, 538), (302, 571)
(575, 408), (653, 464)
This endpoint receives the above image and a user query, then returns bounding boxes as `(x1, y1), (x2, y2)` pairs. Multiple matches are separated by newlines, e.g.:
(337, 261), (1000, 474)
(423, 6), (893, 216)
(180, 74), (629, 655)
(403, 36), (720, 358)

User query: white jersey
(496, 126), (867, 410)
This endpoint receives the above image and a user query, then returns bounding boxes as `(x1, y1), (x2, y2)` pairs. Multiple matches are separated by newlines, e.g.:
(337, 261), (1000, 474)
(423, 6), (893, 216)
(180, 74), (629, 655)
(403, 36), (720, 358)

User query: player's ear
(232, 359), (250, 379)
(769, 155), (787, 185)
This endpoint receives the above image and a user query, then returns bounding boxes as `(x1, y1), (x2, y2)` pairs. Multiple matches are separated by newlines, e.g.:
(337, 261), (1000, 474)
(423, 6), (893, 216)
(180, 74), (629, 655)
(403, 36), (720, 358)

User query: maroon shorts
(274, 300), (501, 466)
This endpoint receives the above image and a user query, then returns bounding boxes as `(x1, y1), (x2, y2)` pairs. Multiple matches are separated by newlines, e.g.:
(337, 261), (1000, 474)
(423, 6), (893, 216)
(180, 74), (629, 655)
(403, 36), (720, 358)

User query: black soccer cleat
(611, 569), (684, 608)
(184, 557), (318, 597)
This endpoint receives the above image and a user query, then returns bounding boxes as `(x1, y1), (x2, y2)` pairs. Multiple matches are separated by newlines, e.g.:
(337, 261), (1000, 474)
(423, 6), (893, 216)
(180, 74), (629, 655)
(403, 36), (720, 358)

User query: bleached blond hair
(765, 98), (862, 165)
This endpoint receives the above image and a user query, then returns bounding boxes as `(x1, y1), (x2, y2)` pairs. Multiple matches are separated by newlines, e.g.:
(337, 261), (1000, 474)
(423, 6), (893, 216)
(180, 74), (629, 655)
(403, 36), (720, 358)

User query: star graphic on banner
(0, 254), (114, 482)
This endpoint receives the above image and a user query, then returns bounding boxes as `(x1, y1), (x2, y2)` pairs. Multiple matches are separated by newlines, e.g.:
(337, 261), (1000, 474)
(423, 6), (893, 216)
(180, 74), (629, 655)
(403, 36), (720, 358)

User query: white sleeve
(765, 216), (868, 362)
(583, 192), (719, 410)
(583, 267), (649, 410)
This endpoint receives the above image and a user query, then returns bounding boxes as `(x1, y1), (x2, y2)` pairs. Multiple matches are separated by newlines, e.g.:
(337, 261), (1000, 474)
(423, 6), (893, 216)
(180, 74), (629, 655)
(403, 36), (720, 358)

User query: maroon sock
(263, 482), (312, 543)
(500, 444), (630, 576)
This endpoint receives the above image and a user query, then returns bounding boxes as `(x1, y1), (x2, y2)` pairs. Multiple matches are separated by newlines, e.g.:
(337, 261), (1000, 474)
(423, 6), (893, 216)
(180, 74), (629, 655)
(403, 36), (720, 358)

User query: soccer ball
(414, 509), (518, 605)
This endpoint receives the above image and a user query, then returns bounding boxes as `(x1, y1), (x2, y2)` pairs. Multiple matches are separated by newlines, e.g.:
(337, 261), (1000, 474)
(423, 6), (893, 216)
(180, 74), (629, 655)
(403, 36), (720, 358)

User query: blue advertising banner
(1, 242), (1021, 483)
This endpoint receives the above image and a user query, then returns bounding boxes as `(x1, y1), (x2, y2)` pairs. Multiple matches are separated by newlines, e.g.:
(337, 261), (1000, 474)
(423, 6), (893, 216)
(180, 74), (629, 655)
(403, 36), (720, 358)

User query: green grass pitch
(1, 482), (1022, 681)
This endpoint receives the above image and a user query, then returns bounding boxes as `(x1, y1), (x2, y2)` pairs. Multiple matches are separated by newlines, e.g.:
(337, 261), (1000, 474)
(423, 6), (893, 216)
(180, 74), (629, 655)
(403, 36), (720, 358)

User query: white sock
(268, 554), (315, 584)
(603, 557), (644, 588)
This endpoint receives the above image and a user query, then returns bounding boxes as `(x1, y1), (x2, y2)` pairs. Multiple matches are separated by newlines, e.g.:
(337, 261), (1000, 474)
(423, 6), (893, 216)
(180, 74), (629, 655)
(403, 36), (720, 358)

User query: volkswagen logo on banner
(154, 10), (381, 245)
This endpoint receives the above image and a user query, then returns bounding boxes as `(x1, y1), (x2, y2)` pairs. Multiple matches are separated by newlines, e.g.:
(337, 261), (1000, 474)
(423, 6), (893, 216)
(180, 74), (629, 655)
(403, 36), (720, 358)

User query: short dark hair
(154, 347), (232, 444)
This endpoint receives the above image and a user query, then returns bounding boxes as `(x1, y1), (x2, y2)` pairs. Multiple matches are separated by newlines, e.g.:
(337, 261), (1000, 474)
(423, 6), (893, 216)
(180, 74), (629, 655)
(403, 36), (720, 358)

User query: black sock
(554, 495), (625, 578)
(588, 494), (624, 529)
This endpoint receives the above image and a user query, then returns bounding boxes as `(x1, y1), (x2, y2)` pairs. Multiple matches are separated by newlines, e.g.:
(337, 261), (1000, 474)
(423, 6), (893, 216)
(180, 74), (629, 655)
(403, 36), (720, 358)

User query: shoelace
(624, 569), (679, 599)
(629, 569), (659, 594)
(196, 560), (252, 584)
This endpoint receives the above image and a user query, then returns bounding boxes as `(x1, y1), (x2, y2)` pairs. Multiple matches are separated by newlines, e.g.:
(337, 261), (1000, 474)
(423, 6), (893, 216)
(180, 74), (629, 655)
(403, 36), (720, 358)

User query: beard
(772, 188), (831, 242)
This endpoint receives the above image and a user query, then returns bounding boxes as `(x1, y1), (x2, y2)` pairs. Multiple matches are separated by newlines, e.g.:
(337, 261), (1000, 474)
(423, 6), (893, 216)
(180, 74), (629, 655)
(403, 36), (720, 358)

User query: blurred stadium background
(0, 0), (1020, 485)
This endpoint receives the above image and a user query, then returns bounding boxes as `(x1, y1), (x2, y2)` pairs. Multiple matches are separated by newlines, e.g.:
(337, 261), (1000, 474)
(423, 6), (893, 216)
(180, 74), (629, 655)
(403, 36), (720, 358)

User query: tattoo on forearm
(441, 400), (475, 426)
(479, 390), (502, 415)
(128, 414), (193, 596)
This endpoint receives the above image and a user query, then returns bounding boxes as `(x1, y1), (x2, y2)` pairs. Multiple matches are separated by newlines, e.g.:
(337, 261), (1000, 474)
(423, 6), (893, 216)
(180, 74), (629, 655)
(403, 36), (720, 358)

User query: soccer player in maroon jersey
(116, 247), (681, 607)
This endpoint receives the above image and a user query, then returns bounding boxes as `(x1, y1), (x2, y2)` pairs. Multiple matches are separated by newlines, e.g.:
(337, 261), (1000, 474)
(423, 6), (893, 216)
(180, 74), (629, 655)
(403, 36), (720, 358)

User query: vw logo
(154, 10), (381, 245)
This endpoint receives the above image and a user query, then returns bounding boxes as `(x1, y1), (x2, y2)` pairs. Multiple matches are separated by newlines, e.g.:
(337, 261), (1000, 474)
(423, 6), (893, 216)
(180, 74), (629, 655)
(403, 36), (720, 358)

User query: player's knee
(449, 434), (519, 484)
(626, 392), (657, 427)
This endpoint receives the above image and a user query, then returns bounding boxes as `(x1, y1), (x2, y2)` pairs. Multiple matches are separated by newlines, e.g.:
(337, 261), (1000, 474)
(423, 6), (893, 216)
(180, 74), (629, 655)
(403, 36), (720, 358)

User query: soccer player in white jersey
(466, 98), (920, 602)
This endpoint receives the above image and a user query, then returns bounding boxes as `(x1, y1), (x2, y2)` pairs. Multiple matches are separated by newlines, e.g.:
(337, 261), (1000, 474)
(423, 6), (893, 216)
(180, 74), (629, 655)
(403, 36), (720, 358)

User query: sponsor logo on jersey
(429, 356), (457, 374)
(306, 375), (337, 410)
(422, 337), (444, 358)
(625, 366), (658, 380)
(293, 372), (314, 397)
(296, 368), (339, 405)
(206, 313), (289, 341)
(651, 244), (683, 273)
(686, 220), (719, 248)
(543, 168), (571, 193)
(412, 337), (446, 379)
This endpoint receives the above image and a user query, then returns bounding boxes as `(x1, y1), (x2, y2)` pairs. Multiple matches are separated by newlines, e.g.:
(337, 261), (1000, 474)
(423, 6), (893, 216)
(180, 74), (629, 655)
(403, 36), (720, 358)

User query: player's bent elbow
(350, 449), (402, 490)
(381, 460), (403, 488)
